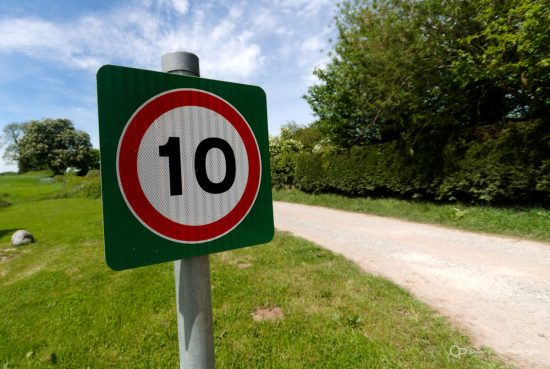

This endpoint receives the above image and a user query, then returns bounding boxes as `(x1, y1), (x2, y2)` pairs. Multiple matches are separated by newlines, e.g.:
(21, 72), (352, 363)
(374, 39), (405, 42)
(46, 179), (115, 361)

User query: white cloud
(0, 18), (68, 57)
(0, 1), (337, 83)
(0, 0), (339, 146)
(141, 0), (189, 15)
(228, 4), (244, 20)
(170, 0), (189, 14)
(298, 22), (334, 81)
(0, 2), (263, 81)
(273, 0), (332, 15)
(301, 35), (324, 53)
(252, 9), (278, 32)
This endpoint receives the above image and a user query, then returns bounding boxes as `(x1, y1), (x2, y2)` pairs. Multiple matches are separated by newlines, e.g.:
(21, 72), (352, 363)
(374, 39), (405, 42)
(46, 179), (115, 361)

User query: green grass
(273, 188), (550, 243)
(0, 171), (63, 205)
(0, 173), (513, 368)
(0, 171), (101, 207)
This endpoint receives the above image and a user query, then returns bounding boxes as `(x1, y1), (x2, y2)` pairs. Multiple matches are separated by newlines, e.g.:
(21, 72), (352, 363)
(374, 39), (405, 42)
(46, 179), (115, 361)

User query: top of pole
(162, 51), (200, 77)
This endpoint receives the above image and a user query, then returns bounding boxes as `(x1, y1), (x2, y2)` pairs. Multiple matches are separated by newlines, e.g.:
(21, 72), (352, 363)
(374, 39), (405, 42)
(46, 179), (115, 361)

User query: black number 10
(159, 137), (236, 196)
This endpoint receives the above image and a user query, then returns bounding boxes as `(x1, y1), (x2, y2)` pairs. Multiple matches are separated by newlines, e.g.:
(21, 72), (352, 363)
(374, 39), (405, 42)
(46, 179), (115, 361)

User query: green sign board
(97, 65), (274, 270)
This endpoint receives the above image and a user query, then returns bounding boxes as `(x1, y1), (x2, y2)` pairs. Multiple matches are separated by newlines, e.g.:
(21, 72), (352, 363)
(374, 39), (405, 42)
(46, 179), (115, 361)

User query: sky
(0, 0), (336, 172)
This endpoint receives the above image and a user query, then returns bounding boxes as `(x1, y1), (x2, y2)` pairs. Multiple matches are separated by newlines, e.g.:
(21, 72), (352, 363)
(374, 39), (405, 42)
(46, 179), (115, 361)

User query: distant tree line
(1, 119), (99, 175)
(270, 0), (549, 204)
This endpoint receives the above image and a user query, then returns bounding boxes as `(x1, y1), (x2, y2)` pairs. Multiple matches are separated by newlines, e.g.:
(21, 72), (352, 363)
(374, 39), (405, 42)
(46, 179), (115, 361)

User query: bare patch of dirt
(237, 262), (252, 269)
(0, 248), (17, 264)
(252, 307), (284, 322)
(215, 251), (235, 264)
(0, 255), (14, 263)
(2, 263), (46, 285)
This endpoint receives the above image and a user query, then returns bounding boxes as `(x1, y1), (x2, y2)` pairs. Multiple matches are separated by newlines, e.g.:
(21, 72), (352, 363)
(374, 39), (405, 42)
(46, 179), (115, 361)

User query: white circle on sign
(137, 106), (248, 226)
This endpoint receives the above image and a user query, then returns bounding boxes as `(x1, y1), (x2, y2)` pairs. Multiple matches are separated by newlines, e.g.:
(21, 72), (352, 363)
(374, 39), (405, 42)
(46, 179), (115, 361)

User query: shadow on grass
(0, 229), (19, 239)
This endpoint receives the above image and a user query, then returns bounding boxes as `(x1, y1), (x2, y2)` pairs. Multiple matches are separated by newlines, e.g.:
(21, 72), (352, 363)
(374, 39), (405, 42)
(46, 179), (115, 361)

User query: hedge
(294, 119), (550, 204)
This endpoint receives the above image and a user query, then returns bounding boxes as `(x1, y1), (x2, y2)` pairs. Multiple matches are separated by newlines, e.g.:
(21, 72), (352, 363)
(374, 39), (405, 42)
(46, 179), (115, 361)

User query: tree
(451, 0), (550, 119)
(269, 127), (304, 188)
(1, 122), (30, 172)
(305, 0), (549, 148)
(278, 121), (323, 151)
(17, 119), (95, 175)
(89, 148), (101, 170)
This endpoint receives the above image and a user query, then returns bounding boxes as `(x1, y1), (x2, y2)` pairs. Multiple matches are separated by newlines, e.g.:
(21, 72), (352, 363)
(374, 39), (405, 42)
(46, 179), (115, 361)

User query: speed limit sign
(118, 88), (261, 243)
(97, 65), (273, 270)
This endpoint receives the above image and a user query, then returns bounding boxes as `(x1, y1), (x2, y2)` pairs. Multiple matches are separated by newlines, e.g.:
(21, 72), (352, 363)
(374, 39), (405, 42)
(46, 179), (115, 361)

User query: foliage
(305, 0), (549, 147)
(293, 125), (322, 151)
(294, 120), (549, 205)
(281, 121), (324, 151)
(269, 127), (304, 188)
(1, 122), (30, 171)
(437, 120), (550, 203)
(89, 148), (101, 170)
(16, 119), (95, 175)
(452, 0), (550, 118)
(59, 172), (102, 199)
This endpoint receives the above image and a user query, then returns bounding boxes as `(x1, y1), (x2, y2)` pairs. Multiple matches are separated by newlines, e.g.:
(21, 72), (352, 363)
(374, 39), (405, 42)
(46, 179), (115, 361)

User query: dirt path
(274, 201), (550, 369)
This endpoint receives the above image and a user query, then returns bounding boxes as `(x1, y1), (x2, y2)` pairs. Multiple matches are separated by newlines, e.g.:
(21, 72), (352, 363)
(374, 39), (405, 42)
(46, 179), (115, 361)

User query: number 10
(159, 137), (237, 196)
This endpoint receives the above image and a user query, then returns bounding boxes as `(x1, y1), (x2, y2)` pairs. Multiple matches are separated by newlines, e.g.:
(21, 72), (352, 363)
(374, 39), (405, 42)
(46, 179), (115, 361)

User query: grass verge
(0, 171), (101, 206)
(0, 173), (513, 368)
(273, 188), (550, 243)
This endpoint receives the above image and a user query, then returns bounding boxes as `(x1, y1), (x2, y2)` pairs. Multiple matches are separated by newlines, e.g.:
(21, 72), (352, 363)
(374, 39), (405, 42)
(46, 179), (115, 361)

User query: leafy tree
(279, 121), (301, 135)
(269, 127), (304, 188)
(279, 121), (323, 151)
(89, 148), (101, 170)
(451, 0), (550, 119)
(306, 0), (549, 148)
(17, 119), (95, 175)
(1, 122), (31, 172)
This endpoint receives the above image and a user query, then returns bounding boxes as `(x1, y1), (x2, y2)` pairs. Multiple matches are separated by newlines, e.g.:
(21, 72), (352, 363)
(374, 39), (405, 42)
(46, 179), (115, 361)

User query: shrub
(294, 120), (549, 205)
(270, 128), (304, 188)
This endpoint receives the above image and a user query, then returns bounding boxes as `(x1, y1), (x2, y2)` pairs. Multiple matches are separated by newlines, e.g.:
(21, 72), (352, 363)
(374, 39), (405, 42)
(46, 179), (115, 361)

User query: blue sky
(0, 0), (336, 172)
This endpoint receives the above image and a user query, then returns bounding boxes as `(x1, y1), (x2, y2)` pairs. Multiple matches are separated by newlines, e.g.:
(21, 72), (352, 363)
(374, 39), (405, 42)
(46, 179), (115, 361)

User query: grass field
(0, 172), (513, 368)
(273, 188), (550, 243)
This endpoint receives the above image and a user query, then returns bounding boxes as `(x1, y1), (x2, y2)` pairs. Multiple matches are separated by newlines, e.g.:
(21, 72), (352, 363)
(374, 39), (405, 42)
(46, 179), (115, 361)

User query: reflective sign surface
(97, 65), (273, 270)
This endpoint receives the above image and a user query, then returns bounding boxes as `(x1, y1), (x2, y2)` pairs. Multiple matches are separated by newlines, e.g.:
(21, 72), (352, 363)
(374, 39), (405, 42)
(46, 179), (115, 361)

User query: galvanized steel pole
(162, 51), (215, 369)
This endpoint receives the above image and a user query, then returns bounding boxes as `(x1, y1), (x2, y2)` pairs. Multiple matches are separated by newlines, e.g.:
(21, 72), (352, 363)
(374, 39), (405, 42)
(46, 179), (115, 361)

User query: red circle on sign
(117, 89), (261, 243)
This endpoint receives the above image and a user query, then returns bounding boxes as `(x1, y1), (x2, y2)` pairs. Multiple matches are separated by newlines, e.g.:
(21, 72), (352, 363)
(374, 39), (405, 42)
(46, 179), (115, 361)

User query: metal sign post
(162, 51), (215, 369)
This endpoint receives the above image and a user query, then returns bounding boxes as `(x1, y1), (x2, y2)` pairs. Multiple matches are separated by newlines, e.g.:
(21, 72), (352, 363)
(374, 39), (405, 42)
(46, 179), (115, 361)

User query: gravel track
(274, 201), (550, 369)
